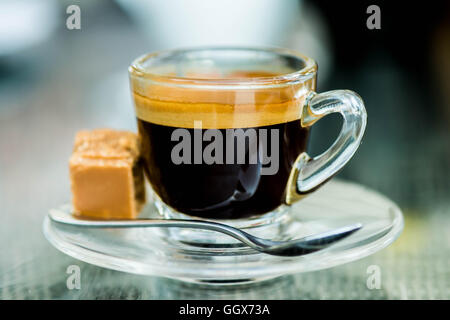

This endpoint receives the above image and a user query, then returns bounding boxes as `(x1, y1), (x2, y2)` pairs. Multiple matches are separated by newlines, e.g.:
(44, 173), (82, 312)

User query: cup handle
(288, 90), (367, 199)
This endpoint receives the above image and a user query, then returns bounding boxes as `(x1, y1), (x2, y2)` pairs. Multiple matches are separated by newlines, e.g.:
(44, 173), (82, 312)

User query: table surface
(0, 8), (449, 300)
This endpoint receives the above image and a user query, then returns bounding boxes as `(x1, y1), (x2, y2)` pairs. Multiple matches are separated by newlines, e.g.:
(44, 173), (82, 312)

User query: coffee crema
(132, 70), (314, 129)
(130, 71), (314, 219)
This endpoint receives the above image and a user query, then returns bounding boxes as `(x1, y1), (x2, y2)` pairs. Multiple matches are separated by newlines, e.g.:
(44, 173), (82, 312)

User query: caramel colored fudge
(69, 129), (145, 219)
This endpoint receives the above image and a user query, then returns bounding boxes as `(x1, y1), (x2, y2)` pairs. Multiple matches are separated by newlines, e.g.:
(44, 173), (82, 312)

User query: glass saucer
(43, 180), (403, 285)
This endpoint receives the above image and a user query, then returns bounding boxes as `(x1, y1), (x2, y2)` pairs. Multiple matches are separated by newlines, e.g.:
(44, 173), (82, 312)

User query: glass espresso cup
(129, 47), (366, 230)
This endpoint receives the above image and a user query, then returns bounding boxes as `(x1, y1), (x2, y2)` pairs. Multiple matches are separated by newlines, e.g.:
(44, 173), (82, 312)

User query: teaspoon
(49, 209), (362, 257)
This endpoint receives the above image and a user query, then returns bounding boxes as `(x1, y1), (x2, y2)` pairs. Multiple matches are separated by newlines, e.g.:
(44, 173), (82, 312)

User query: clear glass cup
(128, 47), (366, 242)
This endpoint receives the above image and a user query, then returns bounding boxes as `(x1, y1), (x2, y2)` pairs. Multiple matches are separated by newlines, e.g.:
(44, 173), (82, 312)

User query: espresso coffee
(132, 71), (312, 219)
(138, 119), (309, 219)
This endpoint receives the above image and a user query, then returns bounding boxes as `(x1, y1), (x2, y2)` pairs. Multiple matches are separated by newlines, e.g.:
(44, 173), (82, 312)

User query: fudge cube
(69, 129), (145, 219)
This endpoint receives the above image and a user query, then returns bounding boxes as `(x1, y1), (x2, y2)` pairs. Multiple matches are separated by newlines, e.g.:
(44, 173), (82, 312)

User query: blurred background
(0, 0), (448, 299)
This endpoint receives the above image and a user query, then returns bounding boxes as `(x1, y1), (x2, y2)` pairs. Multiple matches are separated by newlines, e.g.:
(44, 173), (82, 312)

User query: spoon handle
(49, 209), (260, 247)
